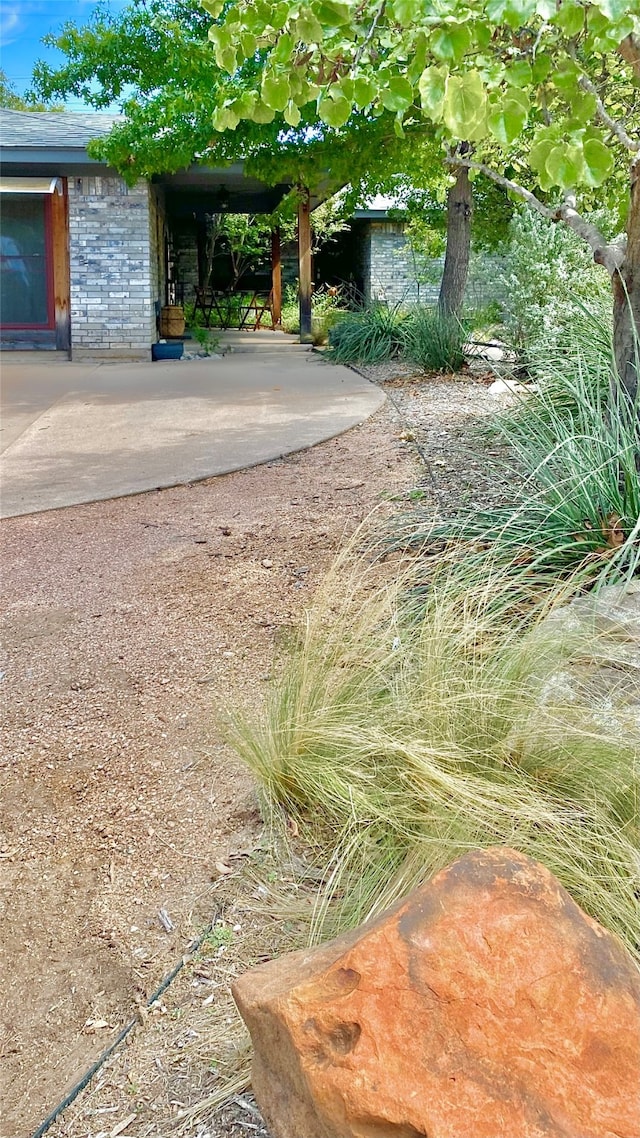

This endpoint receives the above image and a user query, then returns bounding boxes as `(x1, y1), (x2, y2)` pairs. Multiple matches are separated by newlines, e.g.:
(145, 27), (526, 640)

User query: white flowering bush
(499, 207), (612, 357)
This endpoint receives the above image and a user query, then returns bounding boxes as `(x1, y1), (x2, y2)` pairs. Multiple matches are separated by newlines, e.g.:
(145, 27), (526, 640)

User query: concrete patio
(0, 346), (385, 518)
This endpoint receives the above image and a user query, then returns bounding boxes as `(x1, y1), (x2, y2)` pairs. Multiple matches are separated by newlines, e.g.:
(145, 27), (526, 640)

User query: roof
(354, 192), (405, 219)
(0, 109), (123, 173)
(0, 109), (323, 212)
(0, 109), (121, 149)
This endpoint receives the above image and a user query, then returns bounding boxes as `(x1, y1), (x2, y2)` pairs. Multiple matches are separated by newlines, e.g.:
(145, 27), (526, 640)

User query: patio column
(298, 187), (312, 343)
(271, 227), (282, 328)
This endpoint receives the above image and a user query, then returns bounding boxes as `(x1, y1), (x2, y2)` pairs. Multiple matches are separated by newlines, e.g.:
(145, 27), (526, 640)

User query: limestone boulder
(233, 847), (640, 1138)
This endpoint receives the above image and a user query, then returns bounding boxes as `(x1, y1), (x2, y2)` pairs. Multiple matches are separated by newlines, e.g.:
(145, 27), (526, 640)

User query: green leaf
(486, 0), (537, 26)
(217, 46), (237, 72)
(505, 60), (532, 88)
(353, 76), (377, 108)
(552, 61), (580, 93)
(553, 1), (585, 36)
(407, 31), (427, 84)
(582, 137), (615, 187)
(443, 71), (488, 140)
(273, 31), (295, 63)
(201, 0), (225, 16)
(268, 3), (291, 31)
(239, 32), (257, 59)
(545, 143), (584, 189)
(563, 87), (597, 126)
(230, 91), (256, 118)
(430, 24), (472, 63)
(380, 76), (414, 112)
(391, 0), (420, 24)
(598, 0), (636, 19)
(418, 65), (447, 120)
(529, 136), (557, 190)
(488, 89), (529, 145)
(294, 11), (324, 41)
(318, 94), (352, 127)
(261, 73), (291, 111)
(531, 54), (552, 84)
(250, 101), (276, 123)
(283, 99), (301, 126)
(212, 104), (240, 132)
(312, 1), (352, 27)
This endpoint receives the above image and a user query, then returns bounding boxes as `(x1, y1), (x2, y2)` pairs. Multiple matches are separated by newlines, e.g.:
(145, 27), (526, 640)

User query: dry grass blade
(231, 527), (640, 961)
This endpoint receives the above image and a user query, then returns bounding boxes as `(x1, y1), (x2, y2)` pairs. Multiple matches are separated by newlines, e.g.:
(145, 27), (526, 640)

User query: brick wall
(68, 175), (155, 358)
(171, 219), (200, 302)
(366, 222), (422, 304)
(365, 220), (508, 309)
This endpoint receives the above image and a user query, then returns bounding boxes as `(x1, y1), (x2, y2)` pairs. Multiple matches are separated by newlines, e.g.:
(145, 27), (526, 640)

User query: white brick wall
(68, 175), (155, 357)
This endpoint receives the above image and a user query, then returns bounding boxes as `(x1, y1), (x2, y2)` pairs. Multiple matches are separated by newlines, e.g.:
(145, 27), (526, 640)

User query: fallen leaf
(603, 512), (625, 548)
(214, 860), (233, 876)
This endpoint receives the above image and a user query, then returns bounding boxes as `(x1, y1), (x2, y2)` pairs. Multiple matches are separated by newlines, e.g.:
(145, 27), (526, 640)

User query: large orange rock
(233, 848), (640, 1138)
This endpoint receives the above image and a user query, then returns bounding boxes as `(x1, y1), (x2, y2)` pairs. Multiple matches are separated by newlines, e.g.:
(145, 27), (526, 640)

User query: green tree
(0, 68), (61, 111)
(203, 0), (640, 405)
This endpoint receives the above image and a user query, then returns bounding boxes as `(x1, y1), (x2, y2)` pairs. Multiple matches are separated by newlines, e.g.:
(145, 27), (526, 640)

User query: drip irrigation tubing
(30, 912), (220, 1138)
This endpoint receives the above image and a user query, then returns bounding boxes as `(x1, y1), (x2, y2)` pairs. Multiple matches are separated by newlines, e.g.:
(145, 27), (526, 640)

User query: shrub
(280, 284), (349, 343)
(327, 303), (407, 364)
(407, 317), (640, 588)
(401, 306), (466, 372)
(498, 206), (613, 360)
(232, 541), (640, 959)
(192, 326), (220, 355)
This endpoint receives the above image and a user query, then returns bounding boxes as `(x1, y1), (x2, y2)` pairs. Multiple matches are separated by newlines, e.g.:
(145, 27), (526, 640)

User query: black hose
(30, 914), (219, 1138)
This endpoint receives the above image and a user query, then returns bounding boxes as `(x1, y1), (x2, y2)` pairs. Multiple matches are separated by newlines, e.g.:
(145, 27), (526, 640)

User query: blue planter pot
(152, 340), (184, 361)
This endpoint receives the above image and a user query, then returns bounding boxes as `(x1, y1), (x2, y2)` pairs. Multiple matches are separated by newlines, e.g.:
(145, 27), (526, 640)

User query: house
(0, 109), (437, 358)
(0, 109), (300, 357)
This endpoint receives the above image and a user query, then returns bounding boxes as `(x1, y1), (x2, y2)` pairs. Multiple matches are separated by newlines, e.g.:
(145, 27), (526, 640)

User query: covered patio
(156, 166), (320, 341)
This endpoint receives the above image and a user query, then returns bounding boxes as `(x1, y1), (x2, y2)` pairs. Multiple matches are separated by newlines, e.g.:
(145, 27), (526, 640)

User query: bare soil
(0, 371), (510, 1138)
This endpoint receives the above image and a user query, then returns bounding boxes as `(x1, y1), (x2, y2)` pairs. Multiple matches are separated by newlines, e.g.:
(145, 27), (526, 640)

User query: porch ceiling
(157, 165), (323, 218)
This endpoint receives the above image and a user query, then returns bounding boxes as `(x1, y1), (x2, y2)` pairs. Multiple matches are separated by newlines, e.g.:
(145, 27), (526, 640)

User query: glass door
(0, 193), (54, 329)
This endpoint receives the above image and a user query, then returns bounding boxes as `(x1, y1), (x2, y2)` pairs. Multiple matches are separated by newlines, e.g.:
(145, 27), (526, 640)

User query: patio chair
(238, 290), (273, 331)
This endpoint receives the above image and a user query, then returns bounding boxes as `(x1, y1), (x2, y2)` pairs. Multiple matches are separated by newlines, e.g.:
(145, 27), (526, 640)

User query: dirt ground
(0, 395), (419, 1138)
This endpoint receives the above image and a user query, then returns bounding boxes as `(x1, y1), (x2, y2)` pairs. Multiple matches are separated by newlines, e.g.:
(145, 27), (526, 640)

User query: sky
(1, 0), (129, 106)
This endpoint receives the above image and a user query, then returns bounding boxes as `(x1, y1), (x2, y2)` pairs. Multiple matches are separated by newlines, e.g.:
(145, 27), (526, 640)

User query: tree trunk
(612, 160), (640, 411)
(438, 163), (473, 317)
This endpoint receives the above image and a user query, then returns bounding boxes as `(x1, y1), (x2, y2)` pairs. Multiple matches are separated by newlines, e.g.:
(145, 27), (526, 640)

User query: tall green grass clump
(409, 324), (640, 587)
(401, 306), (466, 372)
(327, 303), (407, 364)
(233, 542), (639, 960)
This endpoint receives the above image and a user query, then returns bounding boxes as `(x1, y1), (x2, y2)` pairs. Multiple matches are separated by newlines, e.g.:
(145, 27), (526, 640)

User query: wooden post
(271, 226), (282, 329)
(297, 188), (312, 343)
(51, 179), (71, 353)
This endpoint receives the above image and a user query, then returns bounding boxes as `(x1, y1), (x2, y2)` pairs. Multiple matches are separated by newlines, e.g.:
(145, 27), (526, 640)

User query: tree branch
(578, 74), (639, 152)
(446, 156), (625, 275)
(353, 0), (386, 67)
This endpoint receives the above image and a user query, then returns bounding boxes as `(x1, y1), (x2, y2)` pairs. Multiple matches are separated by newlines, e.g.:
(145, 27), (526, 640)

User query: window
(0, 194), (53, 328)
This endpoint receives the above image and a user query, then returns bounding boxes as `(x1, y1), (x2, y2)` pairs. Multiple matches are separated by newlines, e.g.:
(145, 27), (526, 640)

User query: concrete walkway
(0, 350), (384, 518)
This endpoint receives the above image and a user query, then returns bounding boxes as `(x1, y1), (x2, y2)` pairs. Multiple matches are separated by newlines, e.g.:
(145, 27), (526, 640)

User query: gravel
(1, 362), (520, 1137)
